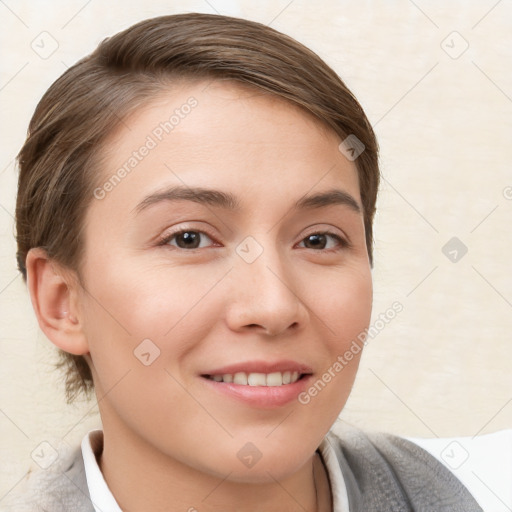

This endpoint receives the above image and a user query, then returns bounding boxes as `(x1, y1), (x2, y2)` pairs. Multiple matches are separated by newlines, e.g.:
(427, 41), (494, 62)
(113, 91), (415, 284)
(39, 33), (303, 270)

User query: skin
(27, 81), (373, 512)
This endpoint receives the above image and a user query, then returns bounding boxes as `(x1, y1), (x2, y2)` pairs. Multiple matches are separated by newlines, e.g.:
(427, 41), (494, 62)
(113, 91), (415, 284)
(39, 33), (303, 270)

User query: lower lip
(200, 375), (313, 408)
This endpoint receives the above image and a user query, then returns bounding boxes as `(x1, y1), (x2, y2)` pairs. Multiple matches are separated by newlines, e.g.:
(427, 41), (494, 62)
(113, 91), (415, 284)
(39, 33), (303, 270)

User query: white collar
(318, 434), (350, 511)
(81, 429), (349, 512)
(81, 430), (122, 512)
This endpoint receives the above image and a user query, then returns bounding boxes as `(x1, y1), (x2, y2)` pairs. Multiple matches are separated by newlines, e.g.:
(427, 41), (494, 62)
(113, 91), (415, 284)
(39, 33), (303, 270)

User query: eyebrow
(134, 186), (240, 213)
(134, 186), (362, 215)
(294, 189), (362, 214)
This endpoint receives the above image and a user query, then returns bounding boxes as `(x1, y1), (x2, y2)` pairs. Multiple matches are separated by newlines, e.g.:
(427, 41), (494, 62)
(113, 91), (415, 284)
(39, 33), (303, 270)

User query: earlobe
(25, 248), (89, 356)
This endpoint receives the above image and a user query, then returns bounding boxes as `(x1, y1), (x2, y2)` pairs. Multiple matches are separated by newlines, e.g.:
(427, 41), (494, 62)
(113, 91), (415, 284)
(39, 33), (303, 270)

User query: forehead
(94, 80), (361, 210)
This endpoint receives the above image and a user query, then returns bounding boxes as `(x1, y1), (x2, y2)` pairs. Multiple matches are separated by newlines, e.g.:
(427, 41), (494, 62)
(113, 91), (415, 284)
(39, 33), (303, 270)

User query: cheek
(79, 256), (230, 390)
(330, 270), (373, 345)
(303, 262), (373, 345)
(79, 261), (232, 460)
(299, 265), (372, 412)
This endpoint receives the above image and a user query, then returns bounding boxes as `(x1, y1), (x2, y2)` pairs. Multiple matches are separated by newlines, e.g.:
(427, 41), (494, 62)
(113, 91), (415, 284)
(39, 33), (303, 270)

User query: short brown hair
(16, 13), (380, 401)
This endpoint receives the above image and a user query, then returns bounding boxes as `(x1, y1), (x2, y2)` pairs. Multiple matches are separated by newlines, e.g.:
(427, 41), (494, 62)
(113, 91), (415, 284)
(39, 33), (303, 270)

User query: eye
(298, 232), (347, 250)
(162, 230), (216, 249)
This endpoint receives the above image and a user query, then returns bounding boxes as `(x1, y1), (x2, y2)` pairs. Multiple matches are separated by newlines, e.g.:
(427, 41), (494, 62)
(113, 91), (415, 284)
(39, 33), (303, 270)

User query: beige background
(1, 0), (511, 502)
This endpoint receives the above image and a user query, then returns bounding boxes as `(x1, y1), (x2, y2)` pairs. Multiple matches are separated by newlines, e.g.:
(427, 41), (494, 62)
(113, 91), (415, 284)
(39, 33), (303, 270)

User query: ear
(25, 248), (89, 355)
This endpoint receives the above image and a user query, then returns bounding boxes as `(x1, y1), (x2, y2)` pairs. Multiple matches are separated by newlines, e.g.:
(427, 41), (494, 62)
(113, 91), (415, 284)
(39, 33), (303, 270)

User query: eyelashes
(158, 229), (350, 252)
(297, 232), (349, 251)
(159, 230), (217, 250)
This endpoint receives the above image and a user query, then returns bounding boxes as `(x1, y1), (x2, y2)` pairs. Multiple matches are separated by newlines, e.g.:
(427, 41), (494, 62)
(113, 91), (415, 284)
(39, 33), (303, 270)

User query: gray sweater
(2, 426), (483, 511)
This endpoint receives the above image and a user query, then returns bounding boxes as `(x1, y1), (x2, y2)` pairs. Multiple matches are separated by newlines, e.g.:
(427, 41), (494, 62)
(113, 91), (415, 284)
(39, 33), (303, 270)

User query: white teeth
(208, 371), (303, 386)
(248, 373), (267, 386)
(233, 372), (248, 385)
(266, 372), (283, 386)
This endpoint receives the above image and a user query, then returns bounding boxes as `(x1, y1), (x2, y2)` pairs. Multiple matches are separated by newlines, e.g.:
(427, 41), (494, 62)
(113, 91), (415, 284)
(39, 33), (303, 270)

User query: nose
(225, 246), (309, 337)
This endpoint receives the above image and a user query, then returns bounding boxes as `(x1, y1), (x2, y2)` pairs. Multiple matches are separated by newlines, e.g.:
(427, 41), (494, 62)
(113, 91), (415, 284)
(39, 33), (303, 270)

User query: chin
(200, 438), (314, 484)
(221, 456), (310, 484)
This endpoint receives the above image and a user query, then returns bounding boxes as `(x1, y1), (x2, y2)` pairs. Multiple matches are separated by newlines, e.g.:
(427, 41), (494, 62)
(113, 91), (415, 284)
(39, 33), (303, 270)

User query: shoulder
(1, 444), (94, 512)
(324, 424), (484, 511)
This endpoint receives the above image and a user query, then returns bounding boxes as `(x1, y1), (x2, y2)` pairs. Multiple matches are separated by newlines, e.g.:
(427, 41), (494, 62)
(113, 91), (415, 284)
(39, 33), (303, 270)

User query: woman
(9, 12), (487, 511)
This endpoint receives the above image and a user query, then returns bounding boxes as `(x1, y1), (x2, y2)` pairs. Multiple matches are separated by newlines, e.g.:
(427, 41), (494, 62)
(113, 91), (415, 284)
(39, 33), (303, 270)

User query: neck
(98, 416), (330, 512)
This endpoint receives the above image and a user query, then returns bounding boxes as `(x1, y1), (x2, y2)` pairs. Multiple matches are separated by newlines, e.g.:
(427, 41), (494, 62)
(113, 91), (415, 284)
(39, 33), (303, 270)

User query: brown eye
(303, 233), (327, 249)
(299, 233), (346, 250)
(166, 231), (214, 249)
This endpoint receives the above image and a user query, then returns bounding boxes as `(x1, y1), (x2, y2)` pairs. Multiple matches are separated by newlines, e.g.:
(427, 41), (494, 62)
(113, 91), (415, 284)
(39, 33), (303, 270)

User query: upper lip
(202, 360), (313, 376)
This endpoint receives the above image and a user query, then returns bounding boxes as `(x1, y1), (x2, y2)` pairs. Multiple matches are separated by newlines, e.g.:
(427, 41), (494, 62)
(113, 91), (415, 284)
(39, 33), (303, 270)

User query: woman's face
(79, 80), (373, 482)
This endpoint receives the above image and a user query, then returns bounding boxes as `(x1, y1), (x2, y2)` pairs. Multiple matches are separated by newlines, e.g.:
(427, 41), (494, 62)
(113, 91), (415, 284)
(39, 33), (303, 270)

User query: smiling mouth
(201, 371), (309, 386)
